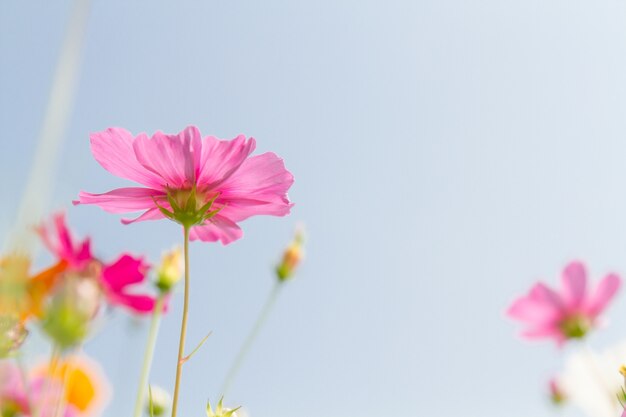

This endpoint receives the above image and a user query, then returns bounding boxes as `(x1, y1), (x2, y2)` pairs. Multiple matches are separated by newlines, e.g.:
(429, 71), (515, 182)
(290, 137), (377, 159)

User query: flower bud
(276, 225), (305, 282)
(206, 398), (241, 417)
(147, 386), (171, 417)
(155, 247), (183, 293)
(549, 378), (566, 405)
(41, 274), (102, 349)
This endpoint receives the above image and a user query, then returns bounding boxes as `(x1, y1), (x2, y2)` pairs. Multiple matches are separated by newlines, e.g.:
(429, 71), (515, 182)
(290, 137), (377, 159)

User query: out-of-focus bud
(0, 315), (27, 358)
(155, 247), (183, 294)
(549, 378), (567, 405)
(276, 225), (305, 282)
(147, 386), (171, 417)
(41, 274), (102, 349)
(206, 398), (241, 417)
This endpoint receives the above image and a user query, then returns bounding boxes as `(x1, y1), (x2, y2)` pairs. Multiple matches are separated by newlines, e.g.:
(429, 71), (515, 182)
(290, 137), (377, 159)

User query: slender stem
(15, 354), (34, 414)
(133, 294), (166, 417)
(220, 282), (282, 398)
(53, 352), (72, 417)
(38, 345), (61, 417)
(171, 226), (191, 417)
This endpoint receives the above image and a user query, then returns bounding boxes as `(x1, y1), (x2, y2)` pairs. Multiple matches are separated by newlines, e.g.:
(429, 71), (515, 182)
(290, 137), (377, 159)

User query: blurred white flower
(560, 341), (626, 417)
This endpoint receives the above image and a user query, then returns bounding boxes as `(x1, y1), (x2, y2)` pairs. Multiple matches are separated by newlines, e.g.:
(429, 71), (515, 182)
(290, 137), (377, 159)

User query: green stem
(37, 345), (61, 417)
(171, 226), (191, 417)
(220, 282), (282, 398)
(133, 294), (166, 417)
(15, 354), (34, 414)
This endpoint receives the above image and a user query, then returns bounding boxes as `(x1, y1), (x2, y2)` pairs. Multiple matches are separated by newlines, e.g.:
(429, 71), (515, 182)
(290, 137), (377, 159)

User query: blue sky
(3, 1), (626, 416)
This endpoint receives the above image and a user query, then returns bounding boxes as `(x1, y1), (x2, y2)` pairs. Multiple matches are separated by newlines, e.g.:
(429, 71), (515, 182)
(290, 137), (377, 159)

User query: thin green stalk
(15, 354), (34, 414)
(220, 282), (282, 398)
(171, 226), (191, 417)
(133, 294), (166, 417)
(37, 344), (61, 417)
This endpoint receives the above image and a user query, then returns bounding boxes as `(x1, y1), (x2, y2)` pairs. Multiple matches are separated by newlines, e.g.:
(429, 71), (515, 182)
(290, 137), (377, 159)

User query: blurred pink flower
(37, 212), (92, 270)
(507, 261), (621, 346)
(38, 213), (159, 315)
(0, 362), (77, 417)
(74, 126), (294, 244)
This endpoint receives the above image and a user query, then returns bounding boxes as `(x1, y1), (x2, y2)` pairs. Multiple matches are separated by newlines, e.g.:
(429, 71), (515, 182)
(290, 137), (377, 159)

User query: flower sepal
(155, 187), (223, 229)
(206, 397), (241, 417)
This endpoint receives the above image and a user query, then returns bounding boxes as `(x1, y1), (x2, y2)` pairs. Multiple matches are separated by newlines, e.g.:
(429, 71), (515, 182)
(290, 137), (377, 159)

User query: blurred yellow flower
(34, 354), (111, 416)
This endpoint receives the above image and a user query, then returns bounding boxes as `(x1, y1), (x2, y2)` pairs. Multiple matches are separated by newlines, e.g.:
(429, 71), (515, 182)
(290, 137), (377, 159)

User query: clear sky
(3, 1), (626, 416)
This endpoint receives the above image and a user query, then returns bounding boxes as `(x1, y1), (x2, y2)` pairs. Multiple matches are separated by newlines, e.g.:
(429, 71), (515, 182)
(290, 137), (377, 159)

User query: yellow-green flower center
(559, 314), (591, 339)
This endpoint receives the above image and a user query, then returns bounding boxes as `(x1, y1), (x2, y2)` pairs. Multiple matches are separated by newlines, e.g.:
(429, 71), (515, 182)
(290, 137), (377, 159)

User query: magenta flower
(38, 213), (159, 315)
(37, 212), (93, 270)
(507, 261), (621, 346)
(74, 126), (294, 244)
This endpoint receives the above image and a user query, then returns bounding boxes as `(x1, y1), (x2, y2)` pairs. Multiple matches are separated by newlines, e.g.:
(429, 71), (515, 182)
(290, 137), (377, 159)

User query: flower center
(559, 314), (591, 339)
(156, 187), (222, 228)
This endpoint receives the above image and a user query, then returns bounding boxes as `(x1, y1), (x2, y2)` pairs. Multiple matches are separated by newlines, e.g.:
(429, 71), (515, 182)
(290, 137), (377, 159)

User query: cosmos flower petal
(102, 254), (149, 292)
(521, 324), (564, 340)
(75, 187), (166, 213)
(107, 292), (157, 315)
(586, 273), (621, 317)
(527, 282), (564, 311)
(561, 261), (588, 310)
(121, 207), (167, 225)
(218, 152), (294, 221)
(90, 128), (163, 188)
(133, 127), (202, 188)
(506, 290), (560, 323)
(197, 134), (256, 187)
(189, 216), (244, 245)
(37, 212), (92, 269)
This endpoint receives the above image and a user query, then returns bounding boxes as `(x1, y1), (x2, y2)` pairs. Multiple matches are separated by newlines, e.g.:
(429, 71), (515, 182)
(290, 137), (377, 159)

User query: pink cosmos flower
(74, 126), (294, 244)
(507, 261), (621, 346)
(38, 213), (159, 315)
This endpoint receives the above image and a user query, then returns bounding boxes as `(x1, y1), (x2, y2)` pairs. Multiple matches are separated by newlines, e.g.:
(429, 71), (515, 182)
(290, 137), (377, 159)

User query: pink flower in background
(74, 126), (294, 244)
(37, 212), (93, 270)
(38, 213), (159, 315)
(507, 261), (621, 346)
(100, 254), (155, 314)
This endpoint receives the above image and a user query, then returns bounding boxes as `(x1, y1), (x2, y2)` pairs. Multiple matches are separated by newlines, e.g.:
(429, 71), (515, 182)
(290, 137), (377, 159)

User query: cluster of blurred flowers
(1, 125), (302, 417)
(507, 261), (626, 417)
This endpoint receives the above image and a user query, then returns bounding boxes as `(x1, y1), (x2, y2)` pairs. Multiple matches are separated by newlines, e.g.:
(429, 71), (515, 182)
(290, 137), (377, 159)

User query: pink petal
(561, 261), (588, 311)
(586, 273), (621, 317)
(37, 212), (93, 269)
(90, 128), (163, 188)
(106, 292), (157, 315)
(520, 324), (562, 340)
(75, 187), (165, 213)
(522, 326), (566, 347)
(133, 126), (202, 189)
(197, 134), (256, 188)
(217, 152), (294, 221)
(189, 215), (244, 245)
(101, 254), (149, 292)
(507, 293), (560, 323)
(121, 207), (166, 224)
(527, 282), (564, 311)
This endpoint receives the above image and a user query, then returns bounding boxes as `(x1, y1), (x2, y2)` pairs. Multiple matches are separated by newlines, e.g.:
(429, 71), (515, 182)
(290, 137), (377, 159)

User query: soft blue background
(3, 1), (626, 416)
